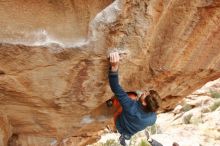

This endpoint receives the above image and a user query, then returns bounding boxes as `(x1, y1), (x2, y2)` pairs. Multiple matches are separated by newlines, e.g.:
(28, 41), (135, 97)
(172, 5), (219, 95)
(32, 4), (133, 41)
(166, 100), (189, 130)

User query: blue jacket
(109, 70), (157, 138)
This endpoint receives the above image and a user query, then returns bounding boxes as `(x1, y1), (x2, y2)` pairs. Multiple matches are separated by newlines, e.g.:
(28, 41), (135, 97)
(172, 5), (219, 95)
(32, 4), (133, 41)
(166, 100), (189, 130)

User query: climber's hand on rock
(109, 52), (120, 72)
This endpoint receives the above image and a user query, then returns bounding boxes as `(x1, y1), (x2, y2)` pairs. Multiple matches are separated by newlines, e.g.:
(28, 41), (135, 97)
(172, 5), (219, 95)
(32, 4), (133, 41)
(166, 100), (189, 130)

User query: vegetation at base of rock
(96, 139), (120, 146)
(182, 103), (193, 112)
(146, 124), (161, 135)
(94, 132), (154, 146)
(182, 113), (193, 124)
(138, 140), (151, 146)
(190, 116), (203, 125)
(209, 90), (220, 99)
(201, 107), (211, 113)
(209, 99), (220, 111)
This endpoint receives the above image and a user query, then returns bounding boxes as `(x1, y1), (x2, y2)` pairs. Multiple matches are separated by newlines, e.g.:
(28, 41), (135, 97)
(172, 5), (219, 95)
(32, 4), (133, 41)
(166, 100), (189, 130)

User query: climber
(108, 51), (162, 146)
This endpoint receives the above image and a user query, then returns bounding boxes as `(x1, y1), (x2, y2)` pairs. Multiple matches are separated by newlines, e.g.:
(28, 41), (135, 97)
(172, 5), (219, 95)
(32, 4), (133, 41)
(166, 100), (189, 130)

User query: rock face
(0, 0), (220, 145)
(0, 114), (11, 146)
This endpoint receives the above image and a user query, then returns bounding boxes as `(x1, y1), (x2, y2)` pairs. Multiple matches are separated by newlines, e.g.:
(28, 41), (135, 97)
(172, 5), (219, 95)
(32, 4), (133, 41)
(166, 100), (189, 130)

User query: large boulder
(0, 0), (220, 145)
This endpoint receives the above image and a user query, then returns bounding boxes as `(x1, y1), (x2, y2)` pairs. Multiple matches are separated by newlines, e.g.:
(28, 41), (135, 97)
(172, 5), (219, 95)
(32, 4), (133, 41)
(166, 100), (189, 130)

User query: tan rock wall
(0, 114), (11, 146)
(0, 0), (220, 145)
(0, 0), (112, 46)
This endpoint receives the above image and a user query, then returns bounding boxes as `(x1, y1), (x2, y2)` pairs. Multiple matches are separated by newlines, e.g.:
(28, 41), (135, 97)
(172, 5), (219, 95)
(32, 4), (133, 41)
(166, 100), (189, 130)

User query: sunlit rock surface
(0, 0), (220, 145)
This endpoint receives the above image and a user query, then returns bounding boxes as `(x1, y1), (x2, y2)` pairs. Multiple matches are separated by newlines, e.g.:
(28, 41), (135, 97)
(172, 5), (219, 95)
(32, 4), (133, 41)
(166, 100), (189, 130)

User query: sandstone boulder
(0, 0), (220, 145)
(0, 114), (11, 146)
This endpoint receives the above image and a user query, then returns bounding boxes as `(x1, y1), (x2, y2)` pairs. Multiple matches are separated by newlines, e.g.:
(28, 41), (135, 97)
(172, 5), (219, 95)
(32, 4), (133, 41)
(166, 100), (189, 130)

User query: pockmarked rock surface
(0, 0), (220, 145)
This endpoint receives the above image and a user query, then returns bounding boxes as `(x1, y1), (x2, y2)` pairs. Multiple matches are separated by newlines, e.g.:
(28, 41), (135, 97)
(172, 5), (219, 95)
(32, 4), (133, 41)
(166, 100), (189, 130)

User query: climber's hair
(143, 90), (162, 112)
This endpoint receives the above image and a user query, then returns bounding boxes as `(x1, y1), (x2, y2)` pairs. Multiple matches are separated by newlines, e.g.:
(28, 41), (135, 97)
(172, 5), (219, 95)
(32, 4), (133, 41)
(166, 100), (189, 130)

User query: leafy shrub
(190, 115), (203, 125)
(146, 124), (161, 135)
(138, 140), (151, 146)
(209, 90), (220, 99)
(209, 99), (220, 111)
(98, 139), (120, 146)
(182, 103), (193, 112)
(182, 113), (193, 124)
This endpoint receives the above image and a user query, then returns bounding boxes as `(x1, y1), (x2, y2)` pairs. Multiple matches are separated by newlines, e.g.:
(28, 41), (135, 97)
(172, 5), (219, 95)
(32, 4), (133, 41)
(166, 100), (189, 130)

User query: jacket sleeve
(146, 113), (157, 126)
(108, 70), (134, 109)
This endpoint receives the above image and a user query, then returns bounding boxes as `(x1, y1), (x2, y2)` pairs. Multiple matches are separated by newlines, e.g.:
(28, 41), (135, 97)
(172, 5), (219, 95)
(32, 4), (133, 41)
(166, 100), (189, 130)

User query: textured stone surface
(0, 0), (220, 145)
(0, 114), (11, 146)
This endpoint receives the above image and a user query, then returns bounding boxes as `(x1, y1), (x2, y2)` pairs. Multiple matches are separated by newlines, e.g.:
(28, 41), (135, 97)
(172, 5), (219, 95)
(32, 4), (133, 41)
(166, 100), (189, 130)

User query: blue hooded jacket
(109, 70), (156, 138)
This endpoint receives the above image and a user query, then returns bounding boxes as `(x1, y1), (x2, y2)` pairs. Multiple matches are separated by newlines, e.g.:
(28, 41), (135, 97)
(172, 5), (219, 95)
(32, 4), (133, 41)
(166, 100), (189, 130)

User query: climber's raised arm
(108, 52), (133, 108)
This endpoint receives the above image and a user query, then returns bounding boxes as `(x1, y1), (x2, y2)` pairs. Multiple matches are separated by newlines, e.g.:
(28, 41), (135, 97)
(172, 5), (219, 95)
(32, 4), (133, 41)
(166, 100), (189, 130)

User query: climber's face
(139, 91), (148, 106)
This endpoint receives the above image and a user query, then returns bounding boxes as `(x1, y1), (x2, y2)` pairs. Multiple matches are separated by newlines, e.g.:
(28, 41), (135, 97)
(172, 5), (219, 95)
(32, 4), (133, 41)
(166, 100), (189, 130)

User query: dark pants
(119, 134), (130, 146)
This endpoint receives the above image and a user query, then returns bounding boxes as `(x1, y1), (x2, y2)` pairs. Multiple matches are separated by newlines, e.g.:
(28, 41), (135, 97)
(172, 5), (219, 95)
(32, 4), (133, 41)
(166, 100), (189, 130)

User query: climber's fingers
(114, 52), (120, 62)
(110, 52), (120, 63)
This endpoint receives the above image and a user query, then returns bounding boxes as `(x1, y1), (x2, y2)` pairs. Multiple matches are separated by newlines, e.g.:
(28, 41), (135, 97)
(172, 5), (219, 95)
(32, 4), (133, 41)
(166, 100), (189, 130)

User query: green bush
(190, 115), (203, 125)
(138, 140), (151, 146)
(210, 90), (220, 99)
(146, 124), (161, 135)
(99, 139), (120, 146)
(209, 99), (220, 111)
(182, 113), (193, 124)
(182, 103), (193, 112)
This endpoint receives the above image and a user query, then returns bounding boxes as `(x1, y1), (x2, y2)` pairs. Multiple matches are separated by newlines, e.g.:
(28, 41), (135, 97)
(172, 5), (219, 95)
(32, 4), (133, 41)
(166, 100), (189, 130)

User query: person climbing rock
(108, 51), (162, 146)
